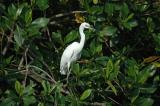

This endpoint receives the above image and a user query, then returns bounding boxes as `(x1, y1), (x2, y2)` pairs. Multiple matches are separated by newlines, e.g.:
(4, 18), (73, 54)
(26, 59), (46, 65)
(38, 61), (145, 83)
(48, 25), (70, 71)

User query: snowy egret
(60, 22), (92, 79)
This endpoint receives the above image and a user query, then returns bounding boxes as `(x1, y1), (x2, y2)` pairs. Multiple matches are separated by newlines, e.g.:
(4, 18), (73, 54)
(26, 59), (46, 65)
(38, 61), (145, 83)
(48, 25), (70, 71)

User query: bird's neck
(79, 27), (85, 50)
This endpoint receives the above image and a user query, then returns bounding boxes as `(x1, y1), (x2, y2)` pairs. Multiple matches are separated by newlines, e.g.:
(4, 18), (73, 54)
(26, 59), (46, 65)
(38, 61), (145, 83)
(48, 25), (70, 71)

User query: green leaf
(8, 4), (17, 19)
(64, 30), (78, 44)
(100, 26), (117, 37)
(147, 17), (155, 32)
(153, 33), (160, 49)
(31, 17), (49, 28)
(104, 3), (114, 16)
(126, 59), (139, 81)
(15, 81), (24, 96)
(42, 81), (51, 95)
(93, 0), (98, 4)
(38, 102), (44, 106)
(95, 56), (108, 66)
(23, 83), (35, 96)
(105, 59), (113, 80)
(80, 89), (92, 101)
(25, 9), (32, 25)
(140, 87), (157, 94)
(134, 97), (154, 106)
(88, 6), (103, 15)
(52, 31), (63, 45)
(129, 88), (140, 103)
(72, 63), (80, 76)
(137, 66), (155, 84)
(16, 4), (24, 18)
(36, 0), (49, 11)
(14, 25), (25, 47)
(0, 97), (16, 106)
(107, 80), (117, 95)
(120, 3), (129, 18)
(124, 13), (134, 22)
(79, 69), (91, 77)
(123, 20), (138, 30)
(26, 26), (41, 37)
(95, 44), (102, 53)
(23, 96), (36, 106)
(109, 60), (120, 80)
(5, 56), (13, 65)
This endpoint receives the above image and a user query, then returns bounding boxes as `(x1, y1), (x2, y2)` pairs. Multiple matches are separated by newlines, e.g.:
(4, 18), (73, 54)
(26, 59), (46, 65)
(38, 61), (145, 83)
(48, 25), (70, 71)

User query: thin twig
(29, 69), (55, 83)
(82, 102), (106, 106)
(23, 47), (29, 87)
(18, 56), (24, 70)
(104, 39), (114, 54)
(46, 28), (59, 53)
(107, 96), (121, 105)
(2, 33), (13, 55)
(28, 48), (57, 82)
(2, 24), (14, 56)
(50, 10), (87, 19)
(114, 80), (125, 95)
(77, 59), (90, 64)
(27, 65), (56, 83)
(142, 10), (160, 16)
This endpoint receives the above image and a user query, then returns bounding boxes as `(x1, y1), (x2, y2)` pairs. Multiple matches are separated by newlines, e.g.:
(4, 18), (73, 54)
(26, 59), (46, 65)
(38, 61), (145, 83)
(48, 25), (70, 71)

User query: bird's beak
(89, 26), (95, 31)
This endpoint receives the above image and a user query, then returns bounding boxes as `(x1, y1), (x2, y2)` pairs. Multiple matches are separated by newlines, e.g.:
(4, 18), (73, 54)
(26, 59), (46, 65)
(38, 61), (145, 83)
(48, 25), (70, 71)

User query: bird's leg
(66, 63), (71, 84)
(66, 69), (71, 84)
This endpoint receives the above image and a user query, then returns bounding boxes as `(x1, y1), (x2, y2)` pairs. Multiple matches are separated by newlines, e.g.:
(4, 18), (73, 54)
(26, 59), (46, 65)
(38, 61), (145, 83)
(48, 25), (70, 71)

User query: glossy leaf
(72, 63), (80, 76)
(104, 3), (114, 16)
(36, 0), (49, 11)
(80, 89), (92, 101)
(93, 0), (98, 4)
(7, 4), (17, 19)
(105, 59), (113, 80)
(14, 25), (25, 47)
(23, 96), (36, 106)
(15, 81), (24, 96)
(134, 97), (154, 106)
(16, 4), (24, 18)
(147, 17), (155, 32)
(107, 81), (117, 95)
(64, 30), (78, 44)
(120, 3), (129, 17)
(25, 9), (32, 25)
(123, 20), (138, 30)
(52, 31), (63, 45)
(31, 17), (49, 28)
(100, 26), (117, 37)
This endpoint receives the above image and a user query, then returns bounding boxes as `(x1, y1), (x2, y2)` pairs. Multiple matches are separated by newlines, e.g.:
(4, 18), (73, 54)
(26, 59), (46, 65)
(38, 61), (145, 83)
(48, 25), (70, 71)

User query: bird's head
(81, 22), (91, 29)
(80, 22), (95, 31)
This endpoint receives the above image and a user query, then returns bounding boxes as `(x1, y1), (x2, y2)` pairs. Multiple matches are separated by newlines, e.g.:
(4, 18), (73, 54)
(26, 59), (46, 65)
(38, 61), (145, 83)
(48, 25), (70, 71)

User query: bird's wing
(60, 42), (79, 75)
(61, 42), (79, 60)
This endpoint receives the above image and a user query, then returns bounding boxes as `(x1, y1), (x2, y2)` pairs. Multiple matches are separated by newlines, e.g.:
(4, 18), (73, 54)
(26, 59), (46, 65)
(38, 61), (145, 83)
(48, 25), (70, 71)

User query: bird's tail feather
(60, 65), (67, 75)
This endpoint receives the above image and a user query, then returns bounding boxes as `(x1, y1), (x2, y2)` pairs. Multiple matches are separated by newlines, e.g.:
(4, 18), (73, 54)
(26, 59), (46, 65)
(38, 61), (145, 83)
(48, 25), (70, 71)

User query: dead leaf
(75, 13), (85, 23)
(143, 56), (160, 63)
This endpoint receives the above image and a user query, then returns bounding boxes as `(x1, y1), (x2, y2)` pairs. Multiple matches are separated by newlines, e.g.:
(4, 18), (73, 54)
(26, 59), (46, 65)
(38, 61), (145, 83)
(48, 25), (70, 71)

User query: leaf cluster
(0, 0), (160, 106)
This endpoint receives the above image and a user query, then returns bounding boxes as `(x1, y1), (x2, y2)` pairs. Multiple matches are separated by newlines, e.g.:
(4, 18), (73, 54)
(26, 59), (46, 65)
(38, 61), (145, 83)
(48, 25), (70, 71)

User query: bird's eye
(85, 24), (90, 28)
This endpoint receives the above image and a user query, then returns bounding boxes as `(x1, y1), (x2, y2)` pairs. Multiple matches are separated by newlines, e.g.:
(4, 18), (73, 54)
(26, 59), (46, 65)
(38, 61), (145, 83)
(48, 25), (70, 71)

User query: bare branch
(50, 10), (87, 19)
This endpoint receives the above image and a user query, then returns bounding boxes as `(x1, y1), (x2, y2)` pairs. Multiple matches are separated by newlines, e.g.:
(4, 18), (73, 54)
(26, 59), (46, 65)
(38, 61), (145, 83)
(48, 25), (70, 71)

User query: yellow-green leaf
(80, 89), (92, 101)
(107, 80), (117, 95)
(93, 0), (98, 4)
(15, 81), (24, 96)
(143, 56), (160, 63)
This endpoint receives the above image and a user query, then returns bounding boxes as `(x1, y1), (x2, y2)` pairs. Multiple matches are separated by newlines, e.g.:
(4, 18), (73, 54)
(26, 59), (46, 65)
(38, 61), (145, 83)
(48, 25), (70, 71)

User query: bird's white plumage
(60, 22), (91, 75)
(60, 42), (81, 75)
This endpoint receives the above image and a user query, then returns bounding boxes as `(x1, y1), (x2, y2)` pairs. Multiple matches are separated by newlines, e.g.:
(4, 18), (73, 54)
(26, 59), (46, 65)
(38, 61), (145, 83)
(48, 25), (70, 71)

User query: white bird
(60, 22), (92, 78)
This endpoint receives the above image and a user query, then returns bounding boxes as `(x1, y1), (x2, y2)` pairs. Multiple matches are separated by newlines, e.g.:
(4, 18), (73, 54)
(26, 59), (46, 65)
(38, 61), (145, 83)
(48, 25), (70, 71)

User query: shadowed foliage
(0, 0), (160, 105)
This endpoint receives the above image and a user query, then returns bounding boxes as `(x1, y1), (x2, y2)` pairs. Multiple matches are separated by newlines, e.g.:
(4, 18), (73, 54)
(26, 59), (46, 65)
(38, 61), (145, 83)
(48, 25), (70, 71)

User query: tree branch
(50, 10), (87, 19)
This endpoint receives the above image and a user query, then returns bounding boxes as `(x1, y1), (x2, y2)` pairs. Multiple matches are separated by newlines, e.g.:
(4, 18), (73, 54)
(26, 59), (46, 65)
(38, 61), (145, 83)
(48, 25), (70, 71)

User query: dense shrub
(0, 0), (160, 105)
